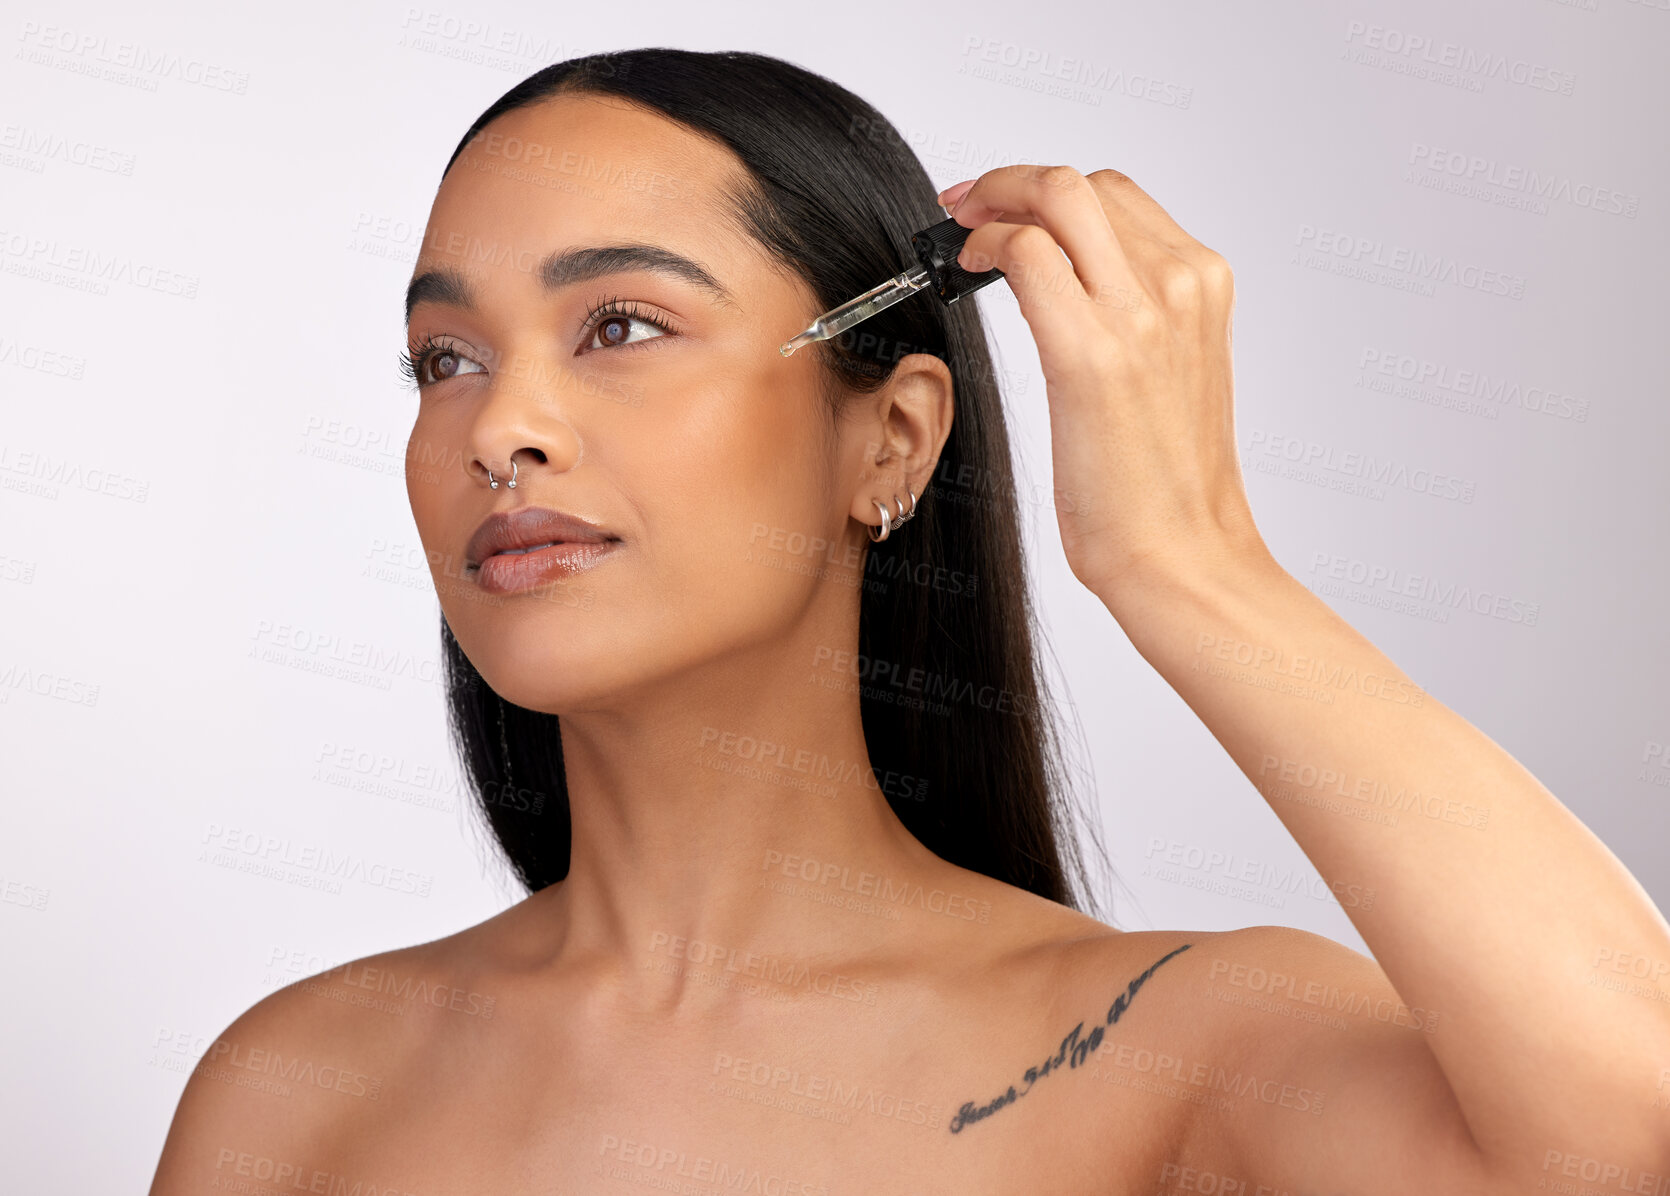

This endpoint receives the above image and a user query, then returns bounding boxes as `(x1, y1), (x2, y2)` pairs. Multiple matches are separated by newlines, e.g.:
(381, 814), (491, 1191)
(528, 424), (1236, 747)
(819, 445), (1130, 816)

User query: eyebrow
(404, 244), (734, 326)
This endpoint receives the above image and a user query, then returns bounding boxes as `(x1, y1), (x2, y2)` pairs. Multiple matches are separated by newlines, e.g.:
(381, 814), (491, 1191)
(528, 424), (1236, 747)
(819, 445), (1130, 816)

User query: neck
(529, 637), (942, 1010)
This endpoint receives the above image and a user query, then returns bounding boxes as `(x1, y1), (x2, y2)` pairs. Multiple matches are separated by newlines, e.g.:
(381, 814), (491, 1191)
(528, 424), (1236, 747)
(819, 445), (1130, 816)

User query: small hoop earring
(896, 488), (918, 523)
(868, 498), (894, 543)
(867, 487), (920, 543)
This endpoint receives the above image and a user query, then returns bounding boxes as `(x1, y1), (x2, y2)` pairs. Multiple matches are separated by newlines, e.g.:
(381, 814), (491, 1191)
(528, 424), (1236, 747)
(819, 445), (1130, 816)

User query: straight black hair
(432, 47), (1115, 920)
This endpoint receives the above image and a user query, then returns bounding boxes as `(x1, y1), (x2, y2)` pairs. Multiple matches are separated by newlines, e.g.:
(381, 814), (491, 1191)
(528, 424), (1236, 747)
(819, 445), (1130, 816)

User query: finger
(947, 164), (1130, 304)
(937, 178), (977, 209)
(1086, 172), (1235, 324)
(960, 219), (1110, 372)
(961, 214), (1151, 331)
(1087, 169), (1221, 265)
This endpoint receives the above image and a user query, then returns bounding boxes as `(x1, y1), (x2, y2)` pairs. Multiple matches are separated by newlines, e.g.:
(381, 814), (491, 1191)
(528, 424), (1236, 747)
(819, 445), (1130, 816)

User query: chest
(322, 1009), (1182, 1195)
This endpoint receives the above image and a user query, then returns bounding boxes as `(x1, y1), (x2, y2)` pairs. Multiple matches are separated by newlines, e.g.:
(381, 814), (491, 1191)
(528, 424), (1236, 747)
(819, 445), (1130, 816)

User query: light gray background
(2, 0), (1665, 1189)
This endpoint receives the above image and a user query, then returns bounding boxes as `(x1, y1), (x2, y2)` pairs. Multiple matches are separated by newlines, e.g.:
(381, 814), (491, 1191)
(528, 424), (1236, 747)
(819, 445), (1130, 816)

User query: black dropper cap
(910, 216), (1005, 305)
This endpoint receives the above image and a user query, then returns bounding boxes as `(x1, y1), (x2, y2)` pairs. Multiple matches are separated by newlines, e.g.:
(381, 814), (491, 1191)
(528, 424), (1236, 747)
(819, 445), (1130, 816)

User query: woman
(149, 48), (1670, 1194)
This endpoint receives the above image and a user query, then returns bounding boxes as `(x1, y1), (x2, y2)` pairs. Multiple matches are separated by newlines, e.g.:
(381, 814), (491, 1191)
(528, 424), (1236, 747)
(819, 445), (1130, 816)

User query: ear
(845, 352), (955, 534)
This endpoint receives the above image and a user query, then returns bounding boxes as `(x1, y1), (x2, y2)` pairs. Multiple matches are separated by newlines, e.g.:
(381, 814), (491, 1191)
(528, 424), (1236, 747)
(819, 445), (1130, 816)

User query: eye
(398, 335), (487, 391)
(580, 298), (677, 355)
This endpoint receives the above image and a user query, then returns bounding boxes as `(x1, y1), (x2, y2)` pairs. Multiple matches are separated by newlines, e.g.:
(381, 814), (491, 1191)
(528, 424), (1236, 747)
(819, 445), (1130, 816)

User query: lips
(465, 505), (618, 570)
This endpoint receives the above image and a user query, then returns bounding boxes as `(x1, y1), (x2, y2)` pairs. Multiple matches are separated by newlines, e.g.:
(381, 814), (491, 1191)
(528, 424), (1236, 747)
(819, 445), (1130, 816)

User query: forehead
(414, 92), (755, 289)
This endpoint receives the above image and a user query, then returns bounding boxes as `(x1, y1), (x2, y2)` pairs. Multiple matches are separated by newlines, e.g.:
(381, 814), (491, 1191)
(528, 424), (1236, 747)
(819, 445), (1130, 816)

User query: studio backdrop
(1, 1), (1666, 1190)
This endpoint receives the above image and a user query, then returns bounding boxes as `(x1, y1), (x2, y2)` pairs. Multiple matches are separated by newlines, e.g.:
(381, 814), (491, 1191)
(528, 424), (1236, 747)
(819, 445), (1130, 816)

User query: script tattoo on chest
(947, 942), (1193, 1134)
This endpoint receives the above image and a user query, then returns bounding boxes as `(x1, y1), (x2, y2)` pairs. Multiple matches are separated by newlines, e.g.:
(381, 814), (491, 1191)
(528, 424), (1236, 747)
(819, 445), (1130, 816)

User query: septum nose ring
(487, 459), (518, 490)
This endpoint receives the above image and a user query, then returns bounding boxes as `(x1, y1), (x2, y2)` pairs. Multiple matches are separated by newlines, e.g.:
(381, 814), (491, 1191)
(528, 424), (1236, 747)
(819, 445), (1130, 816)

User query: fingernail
(936, 179), (976, 206)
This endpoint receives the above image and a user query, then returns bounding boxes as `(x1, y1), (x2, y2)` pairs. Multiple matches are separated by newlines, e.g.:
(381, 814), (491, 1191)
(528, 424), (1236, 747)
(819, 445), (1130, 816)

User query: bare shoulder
(1099, 921), (1447, 1071)
(1015, 911), (1402, 1041)
(1050, 922), (1478, 1190)
(889, 876), (1223, 1170)
(1043, 919), (1420, 1089)
(146, 898), (539, 1195)
(955, 886), (1447, 1170)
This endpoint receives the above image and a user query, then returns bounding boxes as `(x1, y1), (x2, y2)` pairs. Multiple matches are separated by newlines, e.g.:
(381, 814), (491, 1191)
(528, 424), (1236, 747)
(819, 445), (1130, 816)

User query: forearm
(1099, 546), (1670, 1171)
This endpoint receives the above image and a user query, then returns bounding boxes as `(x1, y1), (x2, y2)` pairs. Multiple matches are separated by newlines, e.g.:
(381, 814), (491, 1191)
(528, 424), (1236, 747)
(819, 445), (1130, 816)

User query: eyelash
(397, 296), (678, 391)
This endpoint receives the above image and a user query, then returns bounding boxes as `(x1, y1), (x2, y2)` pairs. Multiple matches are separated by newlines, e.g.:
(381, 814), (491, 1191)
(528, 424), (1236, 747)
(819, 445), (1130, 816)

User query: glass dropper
(778, 215), (1005, 358)
(780, 266), (932, 357)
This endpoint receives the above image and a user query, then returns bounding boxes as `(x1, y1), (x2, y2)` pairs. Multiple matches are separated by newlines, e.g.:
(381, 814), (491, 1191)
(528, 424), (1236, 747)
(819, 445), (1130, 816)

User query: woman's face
(403, 93), (902, 714)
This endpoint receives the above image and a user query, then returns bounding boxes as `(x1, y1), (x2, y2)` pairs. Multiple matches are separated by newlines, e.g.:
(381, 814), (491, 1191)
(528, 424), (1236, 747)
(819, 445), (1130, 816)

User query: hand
(937, 166), (1269, 604)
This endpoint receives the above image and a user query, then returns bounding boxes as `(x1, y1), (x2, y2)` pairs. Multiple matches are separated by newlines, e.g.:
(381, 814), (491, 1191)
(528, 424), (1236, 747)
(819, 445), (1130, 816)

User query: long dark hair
(434, 48), (1114, 920)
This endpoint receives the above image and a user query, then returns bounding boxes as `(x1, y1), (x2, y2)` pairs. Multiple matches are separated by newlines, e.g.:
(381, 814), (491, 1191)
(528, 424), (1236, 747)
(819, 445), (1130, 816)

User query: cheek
(643, 374), (822, 536)
(404, 408), (482, 602)
(625, 375), (833, 607)
(403, 415), (450, 547)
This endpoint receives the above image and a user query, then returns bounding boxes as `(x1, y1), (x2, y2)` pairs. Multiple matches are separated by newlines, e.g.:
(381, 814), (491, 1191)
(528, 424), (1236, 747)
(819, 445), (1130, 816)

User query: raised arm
(937, 162), (1670, 1192)
(1104, 543), (1670, 1193)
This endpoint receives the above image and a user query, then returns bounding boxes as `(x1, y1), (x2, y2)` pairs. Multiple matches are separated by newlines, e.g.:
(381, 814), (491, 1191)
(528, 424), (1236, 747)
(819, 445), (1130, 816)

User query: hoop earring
(487, 459), (518, 490)
(895, 488), (919, 523)
(869, 498), (894, 543)
(867, 487), (920, 543)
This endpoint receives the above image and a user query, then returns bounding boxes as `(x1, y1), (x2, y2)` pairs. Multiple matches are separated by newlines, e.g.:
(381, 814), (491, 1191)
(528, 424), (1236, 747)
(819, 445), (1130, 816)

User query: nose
(483, 454), (530, 489)
(466, 371), (580, 491)
(471, 446), (549, 490)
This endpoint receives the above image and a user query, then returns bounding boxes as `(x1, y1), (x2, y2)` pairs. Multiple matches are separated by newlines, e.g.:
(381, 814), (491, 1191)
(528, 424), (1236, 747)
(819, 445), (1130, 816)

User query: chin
(473, 659), (614, 716)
